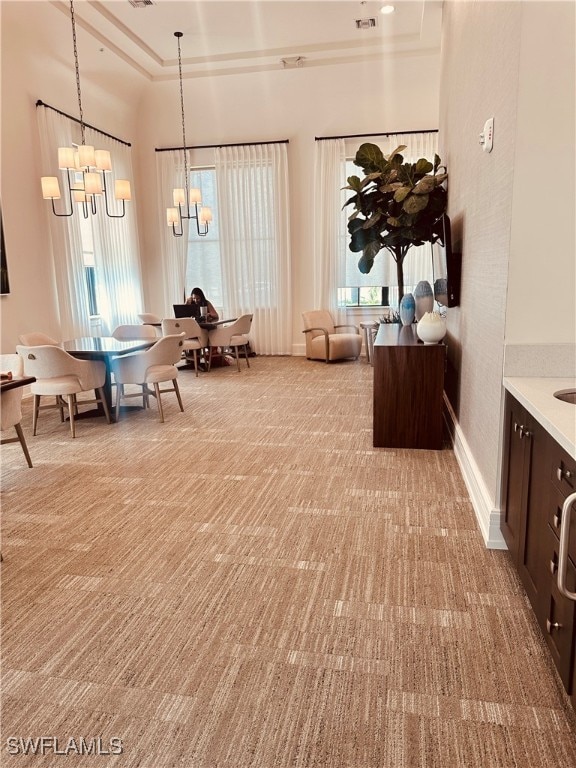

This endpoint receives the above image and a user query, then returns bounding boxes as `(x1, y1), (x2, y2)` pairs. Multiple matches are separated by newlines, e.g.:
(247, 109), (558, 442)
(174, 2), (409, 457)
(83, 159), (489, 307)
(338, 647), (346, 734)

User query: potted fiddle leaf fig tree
(344, 143), (448, 302)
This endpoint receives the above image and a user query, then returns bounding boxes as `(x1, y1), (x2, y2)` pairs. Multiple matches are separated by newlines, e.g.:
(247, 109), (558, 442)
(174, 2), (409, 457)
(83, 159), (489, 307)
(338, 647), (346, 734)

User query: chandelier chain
(69, 0), (85, 145)
(176, 33), (189, 199)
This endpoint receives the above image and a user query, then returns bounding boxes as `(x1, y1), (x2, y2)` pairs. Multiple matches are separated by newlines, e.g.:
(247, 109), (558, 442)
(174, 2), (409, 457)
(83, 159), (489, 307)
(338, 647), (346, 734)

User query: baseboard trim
(444, 395), (507, 550)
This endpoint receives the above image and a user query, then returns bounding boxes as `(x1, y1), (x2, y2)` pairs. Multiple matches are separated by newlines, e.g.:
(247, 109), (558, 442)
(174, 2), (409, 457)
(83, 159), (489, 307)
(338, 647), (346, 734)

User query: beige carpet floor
(2, 355), (576, 767)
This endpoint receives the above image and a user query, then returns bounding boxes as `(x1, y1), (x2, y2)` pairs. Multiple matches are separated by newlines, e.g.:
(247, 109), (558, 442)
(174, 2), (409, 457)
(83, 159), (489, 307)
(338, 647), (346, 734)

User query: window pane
(186, 168), (223, 308)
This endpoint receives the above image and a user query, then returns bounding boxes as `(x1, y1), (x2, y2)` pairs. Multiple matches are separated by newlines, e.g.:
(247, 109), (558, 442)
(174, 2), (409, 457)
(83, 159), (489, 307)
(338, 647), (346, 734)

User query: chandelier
(166, 32), (212, 238)
(40, 0), (131, 219)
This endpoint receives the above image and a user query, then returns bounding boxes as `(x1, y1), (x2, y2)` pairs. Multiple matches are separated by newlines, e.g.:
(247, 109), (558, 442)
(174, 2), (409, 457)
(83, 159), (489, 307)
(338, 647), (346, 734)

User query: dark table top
(1, 375), (36, 392)
(62, 337), (155, 356)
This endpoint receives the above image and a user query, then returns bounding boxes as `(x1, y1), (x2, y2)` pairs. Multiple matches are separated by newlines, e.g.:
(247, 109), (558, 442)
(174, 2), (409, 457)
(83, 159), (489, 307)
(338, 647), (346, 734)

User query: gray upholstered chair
(112, 333), (186, 422)
(161, 318), (208, 377)
(16, 344), (111, 438)
(207, 315), (253, 372)
(301, 310), (362, 362)
(1, 354), (33, 467)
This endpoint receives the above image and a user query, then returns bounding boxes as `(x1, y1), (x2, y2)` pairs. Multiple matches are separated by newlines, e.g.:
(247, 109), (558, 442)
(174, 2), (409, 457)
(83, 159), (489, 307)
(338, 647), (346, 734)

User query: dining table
(62, 336), (155, 418)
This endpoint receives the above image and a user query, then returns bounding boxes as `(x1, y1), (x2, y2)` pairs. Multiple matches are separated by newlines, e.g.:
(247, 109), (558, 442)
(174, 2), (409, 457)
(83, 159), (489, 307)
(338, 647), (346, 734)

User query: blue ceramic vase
(399, 293), (416, 326)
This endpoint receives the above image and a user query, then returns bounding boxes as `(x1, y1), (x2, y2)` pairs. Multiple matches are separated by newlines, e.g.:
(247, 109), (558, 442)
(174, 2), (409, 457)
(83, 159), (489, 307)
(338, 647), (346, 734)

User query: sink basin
(554, 389), (576, 404)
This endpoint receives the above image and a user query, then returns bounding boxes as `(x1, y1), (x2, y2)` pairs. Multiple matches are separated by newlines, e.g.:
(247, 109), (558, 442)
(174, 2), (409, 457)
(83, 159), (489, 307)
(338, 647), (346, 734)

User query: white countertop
(503, 377), (576, 458)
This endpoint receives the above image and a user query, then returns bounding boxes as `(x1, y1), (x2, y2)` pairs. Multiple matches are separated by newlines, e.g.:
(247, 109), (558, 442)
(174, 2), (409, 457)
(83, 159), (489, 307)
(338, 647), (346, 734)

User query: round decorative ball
(414, 280), (434, 320)
(416, 311), (447, 344)
(399, 293), (415, 326)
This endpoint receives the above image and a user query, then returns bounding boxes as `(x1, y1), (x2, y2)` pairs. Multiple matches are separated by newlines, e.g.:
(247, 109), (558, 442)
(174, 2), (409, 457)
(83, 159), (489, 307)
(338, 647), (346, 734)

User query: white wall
(439, 0), (575, 546)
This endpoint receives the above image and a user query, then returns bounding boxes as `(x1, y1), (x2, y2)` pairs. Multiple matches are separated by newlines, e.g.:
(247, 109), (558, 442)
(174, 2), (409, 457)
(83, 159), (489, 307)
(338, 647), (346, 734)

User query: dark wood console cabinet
(502, 391), (576, 706)
(373, 324), (445, 450)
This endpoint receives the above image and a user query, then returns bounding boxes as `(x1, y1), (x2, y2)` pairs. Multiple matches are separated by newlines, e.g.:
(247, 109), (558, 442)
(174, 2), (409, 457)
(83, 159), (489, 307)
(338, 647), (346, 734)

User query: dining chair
(207, 314), (253, 372)
(301, 310), (362, 362)
(16, 344), (111, 438)
(112, 324), (158, 341)
(0, 354), (33, 467)
(18, 332), (60, 346)
(161, 318), (208, 377)
(112, 332), (186, 422)
(138, 313), (162, 325)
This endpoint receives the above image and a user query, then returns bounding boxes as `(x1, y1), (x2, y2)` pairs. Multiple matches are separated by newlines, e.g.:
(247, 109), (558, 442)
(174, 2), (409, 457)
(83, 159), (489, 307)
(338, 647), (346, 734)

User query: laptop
(173, 303), (194, 318)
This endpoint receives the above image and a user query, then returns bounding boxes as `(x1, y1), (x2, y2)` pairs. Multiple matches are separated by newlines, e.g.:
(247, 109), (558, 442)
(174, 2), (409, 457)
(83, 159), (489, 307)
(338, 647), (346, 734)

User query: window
(78, 211), (98, 317)
(185, 168), (224, 307)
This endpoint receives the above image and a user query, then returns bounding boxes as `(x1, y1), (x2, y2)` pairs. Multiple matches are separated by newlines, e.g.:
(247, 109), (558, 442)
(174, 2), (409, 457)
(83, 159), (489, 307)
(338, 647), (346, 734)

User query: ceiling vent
(128, 0), (154, 8)
(355, 17), (378, 29)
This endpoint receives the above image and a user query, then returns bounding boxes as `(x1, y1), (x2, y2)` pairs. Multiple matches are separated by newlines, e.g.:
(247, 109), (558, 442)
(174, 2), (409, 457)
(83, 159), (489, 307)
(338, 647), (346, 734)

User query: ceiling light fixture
(380, 5), (395, 14)
(166, 32), (212, 238)
(41, 0), (131, 218)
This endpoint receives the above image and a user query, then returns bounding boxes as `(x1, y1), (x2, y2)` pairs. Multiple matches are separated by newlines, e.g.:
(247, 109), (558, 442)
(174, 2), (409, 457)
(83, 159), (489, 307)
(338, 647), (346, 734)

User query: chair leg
(32, 395), (40, 435)
(208, 346), (213, 372)
(234, 346), (241, 372)
(14, 423), (33, 468)
(115, 382), (122, 421)
(173, 379), (184, 412)
(244, 344), (250, 368)
(192, 349), (199, 377)
(67, 394), (76, 438)
(97, 387), (111, 424)
(153, 382), (164, 422)
(57, 395), (65, 422)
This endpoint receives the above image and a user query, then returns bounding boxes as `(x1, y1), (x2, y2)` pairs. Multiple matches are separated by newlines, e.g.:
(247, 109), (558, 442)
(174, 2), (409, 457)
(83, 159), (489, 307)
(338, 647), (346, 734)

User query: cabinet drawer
(550, 440), (576, 495)
(544, 526), (576, 690)
(548, 486), (576, 567)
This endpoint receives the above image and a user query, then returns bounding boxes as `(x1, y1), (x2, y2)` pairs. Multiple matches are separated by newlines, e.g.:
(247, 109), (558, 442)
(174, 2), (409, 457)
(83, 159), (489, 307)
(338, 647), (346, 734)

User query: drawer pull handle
(553, 512), (561, 529)
(546, 619), (562, 634)
(557, 491), (576, 601)
(550, 559), (558, 575)
(557, 467), (574, 482)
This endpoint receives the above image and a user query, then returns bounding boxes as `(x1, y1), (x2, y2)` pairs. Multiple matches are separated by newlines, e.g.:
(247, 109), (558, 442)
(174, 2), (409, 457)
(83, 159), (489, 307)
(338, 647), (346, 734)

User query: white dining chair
(16, 344), (111, 438)
(161, 318), (208, 377)
(19, 332), (60, 346)
(207, 314), (253, 372)
(112, 333), (186, 422)
(1, 354), (33, 467)
(112, 324), (158, 341)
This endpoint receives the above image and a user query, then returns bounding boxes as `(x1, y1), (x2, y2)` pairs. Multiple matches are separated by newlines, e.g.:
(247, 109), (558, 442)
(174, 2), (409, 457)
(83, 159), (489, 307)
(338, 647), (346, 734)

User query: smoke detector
(355, 17), (378, 29)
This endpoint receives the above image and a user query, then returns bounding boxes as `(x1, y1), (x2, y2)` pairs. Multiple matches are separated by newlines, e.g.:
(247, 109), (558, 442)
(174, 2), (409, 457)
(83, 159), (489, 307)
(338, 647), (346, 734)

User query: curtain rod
(36, 100), (132, 147)
(315, 129), (438, 141)
(156, 139), (289, 152)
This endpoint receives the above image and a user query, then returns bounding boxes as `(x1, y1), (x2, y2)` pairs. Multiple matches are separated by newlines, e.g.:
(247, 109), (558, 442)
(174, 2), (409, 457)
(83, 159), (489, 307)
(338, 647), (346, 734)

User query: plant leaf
(393, 186), (411, 202)
(415, 158), (433, 175)
(363, 212), (382, 229)
(355, 143), (385, 172)
(412, 177), (436, 195)
(402, 193), (429, 214)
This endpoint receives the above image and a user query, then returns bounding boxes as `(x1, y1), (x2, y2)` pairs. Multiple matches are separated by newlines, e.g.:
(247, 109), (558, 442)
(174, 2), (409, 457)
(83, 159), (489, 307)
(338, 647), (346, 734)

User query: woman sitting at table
(185, 287), (219, 322)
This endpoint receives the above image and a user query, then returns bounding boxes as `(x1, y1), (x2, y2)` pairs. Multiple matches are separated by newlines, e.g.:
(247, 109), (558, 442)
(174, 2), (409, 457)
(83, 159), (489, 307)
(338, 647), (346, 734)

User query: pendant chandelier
(166, 32), (212, 238)
(40, 0), (131, 219)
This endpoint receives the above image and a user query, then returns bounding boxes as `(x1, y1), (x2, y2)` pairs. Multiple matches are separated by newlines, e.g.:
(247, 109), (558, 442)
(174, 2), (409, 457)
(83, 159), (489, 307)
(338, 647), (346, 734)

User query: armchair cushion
(302, 310), (362, 362)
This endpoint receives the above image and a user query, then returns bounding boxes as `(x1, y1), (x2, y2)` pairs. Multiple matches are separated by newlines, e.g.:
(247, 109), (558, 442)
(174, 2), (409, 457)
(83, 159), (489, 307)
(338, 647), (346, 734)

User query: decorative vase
(414, 280), (434, 320)
(416, 311), (447, 344)
(399, 293), (415, 326)
(434, 277), (448, 307)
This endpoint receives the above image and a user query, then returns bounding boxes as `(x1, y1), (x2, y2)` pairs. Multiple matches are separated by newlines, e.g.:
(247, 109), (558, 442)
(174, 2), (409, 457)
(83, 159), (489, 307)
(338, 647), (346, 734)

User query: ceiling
(52, 0), (443, 80)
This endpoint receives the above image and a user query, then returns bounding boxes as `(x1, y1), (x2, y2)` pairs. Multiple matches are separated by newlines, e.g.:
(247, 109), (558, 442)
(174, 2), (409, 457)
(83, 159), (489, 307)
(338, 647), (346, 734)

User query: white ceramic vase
(416, 311), (447, 344)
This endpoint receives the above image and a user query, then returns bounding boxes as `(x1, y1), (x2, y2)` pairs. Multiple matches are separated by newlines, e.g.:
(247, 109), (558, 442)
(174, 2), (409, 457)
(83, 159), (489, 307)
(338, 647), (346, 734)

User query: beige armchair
(112, 333), (186, 422)
(1, 354), (33, 467)
(161, 318), (208, 377)
(16, 344), (111, 438)
(302, 310), (362, 362)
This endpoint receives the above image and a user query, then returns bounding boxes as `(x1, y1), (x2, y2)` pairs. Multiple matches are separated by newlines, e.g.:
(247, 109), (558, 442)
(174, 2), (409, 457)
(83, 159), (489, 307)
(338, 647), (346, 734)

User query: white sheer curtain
(37, 105), (143, 337)
(214, 143), (292, 355)
(313, 138), (347, 323)
(37, 106), (91, 339)
(156, 150), (190, 311)
(88, 128), (144, 333)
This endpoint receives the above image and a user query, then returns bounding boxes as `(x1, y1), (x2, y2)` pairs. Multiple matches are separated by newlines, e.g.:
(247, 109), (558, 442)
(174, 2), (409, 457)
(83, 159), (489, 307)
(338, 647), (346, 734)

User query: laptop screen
(173, 304), (195, 318)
